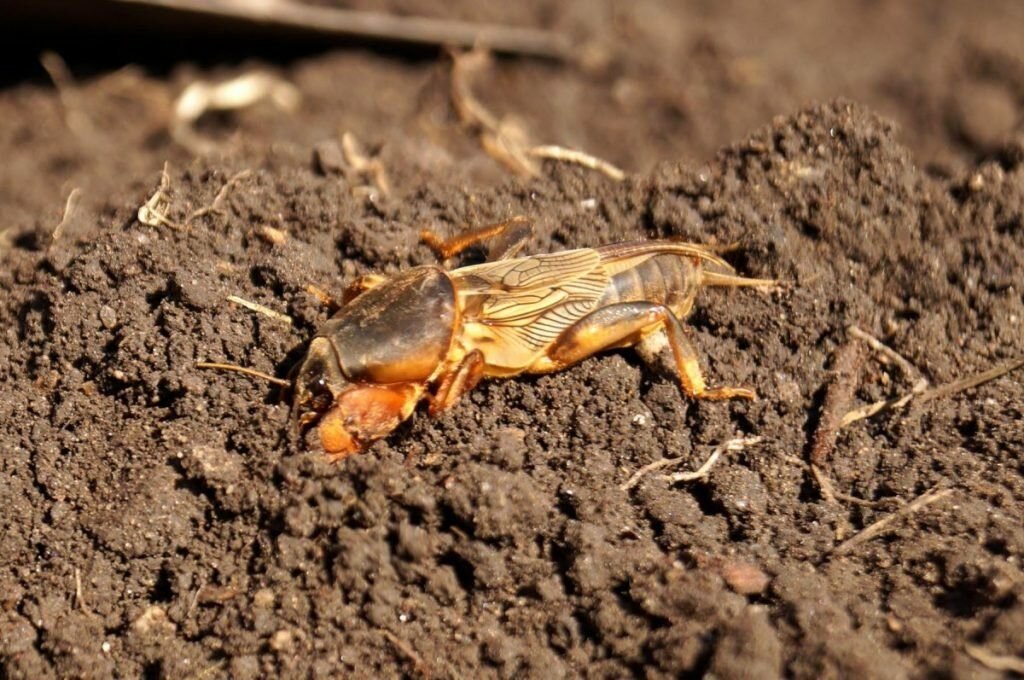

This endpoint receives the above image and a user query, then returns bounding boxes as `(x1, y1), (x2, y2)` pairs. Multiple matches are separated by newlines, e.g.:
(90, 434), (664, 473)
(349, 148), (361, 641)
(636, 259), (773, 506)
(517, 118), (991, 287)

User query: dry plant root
(172, 71), (301, 154)
(341, 132), (392, 197)
(621, 436), (764, 491)
(52, 188), (83, 241)
(450, 47), (625, 181)
(137, 162), (180, 229)
(137, 164), (254, 231)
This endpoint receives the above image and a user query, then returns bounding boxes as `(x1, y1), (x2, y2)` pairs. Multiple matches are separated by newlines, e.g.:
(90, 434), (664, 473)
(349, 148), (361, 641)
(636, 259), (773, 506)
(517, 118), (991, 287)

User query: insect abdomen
(598, 254), (700, 318)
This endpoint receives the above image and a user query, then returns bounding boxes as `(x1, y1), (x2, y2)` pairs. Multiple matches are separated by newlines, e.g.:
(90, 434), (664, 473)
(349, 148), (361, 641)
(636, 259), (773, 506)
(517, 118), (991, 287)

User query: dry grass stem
(137, 162), (180, 229)
(187, 169), (253, 224)
(380, 629), (428, 677)
(172, 71), (300, 153)
(74, 568), (88, 612)
(341, 132), (392, 196)
(809, 464), (838, 503)
(839, 378), (928, 427)
(829, 485), (954, 557)
(841, 357), (1024, 428)
(40, 51), (95, 138)
(528, 145), (626, 181)
(916, 356), (1024, 404)
(52, 188), (82, 241)
(195, 362), (291, 388)
(113, 0), (570, 58)
(666, 436), (764, 483)
(847, 325), (923, 380)
(964, 644), (1024, 674)
(226, 295), (294, 326)
(450, 48), (623, 180)
(622, 436), (763, 490)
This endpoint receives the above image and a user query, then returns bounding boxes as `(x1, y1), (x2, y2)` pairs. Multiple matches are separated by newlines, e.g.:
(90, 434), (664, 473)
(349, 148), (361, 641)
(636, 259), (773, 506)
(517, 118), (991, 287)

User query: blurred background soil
(1, 1), (1023, 678)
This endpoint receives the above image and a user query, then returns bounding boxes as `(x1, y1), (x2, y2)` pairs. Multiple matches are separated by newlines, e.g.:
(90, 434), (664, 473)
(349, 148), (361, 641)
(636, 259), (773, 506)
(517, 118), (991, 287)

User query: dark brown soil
(3, 2), (1024, 678)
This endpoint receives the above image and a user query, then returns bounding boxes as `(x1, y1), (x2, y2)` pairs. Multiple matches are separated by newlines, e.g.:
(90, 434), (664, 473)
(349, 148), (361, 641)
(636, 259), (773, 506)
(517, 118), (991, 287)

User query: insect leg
(341, 273), (387, 304)
(531, 302), (756, 400)
(428, 349), (485, 416)
(305, 274), (386, 314)
(420, 215), (533, 262)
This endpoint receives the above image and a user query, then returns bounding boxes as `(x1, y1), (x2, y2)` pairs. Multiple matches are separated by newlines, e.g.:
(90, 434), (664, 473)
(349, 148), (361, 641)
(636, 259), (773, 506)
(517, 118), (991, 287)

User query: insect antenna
(195, 362), (292, 387)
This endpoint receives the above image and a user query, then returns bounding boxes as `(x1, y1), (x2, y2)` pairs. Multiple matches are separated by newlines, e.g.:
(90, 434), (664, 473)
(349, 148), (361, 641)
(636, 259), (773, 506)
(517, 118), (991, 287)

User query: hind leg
(420, 216), (533, 263)
(530, 302), (755, 400)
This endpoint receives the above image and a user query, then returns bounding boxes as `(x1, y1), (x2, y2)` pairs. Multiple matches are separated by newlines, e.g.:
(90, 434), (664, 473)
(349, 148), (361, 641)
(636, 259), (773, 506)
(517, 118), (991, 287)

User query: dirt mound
(3, 93), (1023, 677)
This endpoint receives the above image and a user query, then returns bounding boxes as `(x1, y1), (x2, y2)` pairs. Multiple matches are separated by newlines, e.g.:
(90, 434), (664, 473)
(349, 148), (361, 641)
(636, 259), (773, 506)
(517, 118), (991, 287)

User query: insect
(283, 217), (776, 459)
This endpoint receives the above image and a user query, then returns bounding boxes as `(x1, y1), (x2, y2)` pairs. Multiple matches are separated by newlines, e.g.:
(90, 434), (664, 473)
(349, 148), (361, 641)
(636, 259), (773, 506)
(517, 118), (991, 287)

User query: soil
(2, 2), (1024, 678)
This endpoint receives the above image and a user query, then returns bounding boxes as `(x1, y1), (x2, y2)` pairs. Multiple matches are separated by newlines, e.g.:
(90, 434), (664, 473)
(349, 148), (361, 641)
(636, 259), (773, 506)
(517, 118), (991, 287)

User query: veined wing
(452, 249), (610, 367)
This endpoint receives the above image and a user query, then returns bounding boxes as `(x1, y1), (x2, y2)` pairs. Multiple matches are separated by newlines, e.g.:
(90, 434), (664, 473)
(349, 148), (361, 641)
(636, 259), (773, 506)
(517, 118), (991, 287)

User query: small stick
(809, 340), (864, 467)
(964, 644), (1024, 674)
(916, 356), (1024, 405)
(528, 145), (625, 181)
(341, 132), (392, 196)
(666, 436), (763, 483)
(809, 464), (837, 504)
(450, 48), (623, 180)
(839, 378), (927, 428)
(226, 294), (293, 326)
(620, 455), (684, 491)
(40, 51), (94, 138)
(621, 436), (764, 490)
(829, 485), (953, 557)
(841, 357), (1024, 428)
(620, 436), (761, 491)
(113, 0), (571, 59)
(380, 629), (429, 677)
(74, 568), (88, 612)
(137, 162), (180, 229)
(186, 582), (204, 620)
(52, 187), (82, 241)
(187, 170), (252, 224)
(847, 325), (923, 380)
(195, 362), (291, 388)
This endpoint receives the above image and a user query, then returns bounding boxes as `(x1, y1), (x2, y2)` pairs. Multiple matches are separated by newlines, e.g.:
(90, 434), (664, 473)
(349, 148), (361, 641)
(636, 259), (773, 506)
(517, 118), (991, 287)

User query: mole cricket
(201, 217), (775, 459)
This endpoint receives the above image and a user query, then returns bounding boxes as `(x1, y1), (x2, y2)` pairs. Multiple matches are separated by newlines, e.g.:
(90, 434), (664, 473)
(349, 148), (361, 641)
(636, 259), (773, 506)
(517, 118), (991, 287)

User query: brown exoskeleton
(290, 217), (775, 460)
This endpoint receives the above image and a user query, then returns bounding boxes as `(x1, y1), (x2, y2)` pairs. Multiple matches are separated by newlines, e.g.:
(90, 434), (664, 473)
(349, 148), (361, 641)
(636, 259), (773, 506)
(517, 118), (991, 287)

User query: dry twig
(620, 436), (763, 490)
(112, 0), (571, 59)
(73, 568), (88, 612)
(226, 295), (293, 326)
(829, 485), (954, 557)
(380, 629), (429, 677)
(964, 644), (1024, 674)
(839, 379), (928, 428)
(341, 131), (392, 197)
(528, 145), (626, 181)
(847, 325), (922, 379)
(40, 51), (95, 139)
(172, 71), (300, 154)
(841, 356), (1024, 428)
(841, 325), (929, 428)
(450, 48), (625, 181)
(137, 162), (180, 229)
(187, 169), (253, 225)
(52, 188), (82, 241)
(917, 356), (1024, 404)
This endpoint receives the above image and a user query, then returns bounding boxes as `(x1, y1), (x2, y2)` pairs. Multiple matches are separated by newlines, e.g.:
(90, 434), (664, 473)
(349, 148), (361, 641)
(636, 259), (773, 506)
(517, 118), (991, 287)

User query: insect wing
(453, 249), (609, 367)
